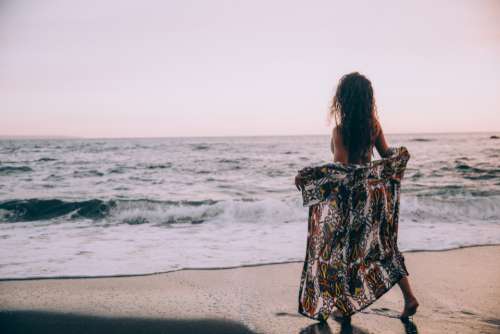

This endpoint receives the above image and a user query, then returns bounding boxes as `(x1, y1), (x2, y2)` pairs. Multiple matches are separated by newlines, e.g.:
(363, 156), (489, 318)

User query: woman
(295, 72), (419, 321)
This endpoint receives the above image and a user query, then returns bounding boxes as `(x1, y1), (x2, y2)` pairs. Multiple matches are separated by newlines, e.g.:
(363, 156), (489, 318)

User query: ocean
(1, 133), (499, 279)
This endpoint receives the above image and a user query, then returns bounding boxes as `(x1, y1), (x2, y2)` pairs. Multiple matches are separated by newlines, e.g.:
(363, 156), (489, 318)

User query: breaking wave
(1, 194), (499, 228)
(0, 197), (306, 226)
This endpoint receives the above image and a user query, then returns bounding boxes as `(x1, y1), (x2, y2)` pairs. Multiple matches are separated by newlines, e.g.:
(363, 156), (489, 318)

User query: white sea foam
(400, 196), (500, 223)
(106, 197), (307, 226)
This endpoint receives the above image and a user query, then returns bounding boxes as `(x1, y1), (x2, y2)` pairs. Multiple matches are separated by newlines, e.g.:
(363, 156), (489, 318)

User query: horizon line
(0, 130), (499, 140)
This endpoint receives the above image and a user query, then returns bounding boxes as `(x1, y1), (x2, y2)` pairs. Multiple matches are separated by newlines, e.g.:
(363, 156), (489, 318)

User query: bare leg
(332, 309), (351, 324)
(398, 276), (419, 318)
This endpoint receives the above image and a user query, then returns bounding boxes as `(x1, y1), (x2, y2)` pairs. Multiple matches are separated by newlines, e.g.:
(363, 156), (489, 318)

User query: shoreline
(1, 243), (499, 282)
(1, 245), (499, 333)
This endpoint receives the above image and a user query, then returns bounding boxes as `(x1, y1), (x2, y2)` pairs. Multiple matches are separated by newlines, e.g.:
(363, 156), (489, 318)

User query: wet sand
(1, 245), (499, 334)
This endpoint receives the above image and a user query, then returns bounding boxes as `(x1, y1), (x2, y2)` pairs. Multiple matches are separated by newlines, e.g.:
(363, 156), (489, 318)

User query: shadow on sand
(401, 317), (419, 334)
(299, 318), (419, 334)
(0, 310), (256, 334)
(299, 321), (369, 334)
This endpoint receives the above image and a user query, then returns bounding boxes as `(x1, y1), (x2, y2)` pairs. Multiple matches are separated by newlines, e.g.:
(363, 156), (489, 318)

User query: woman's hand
(295, 174), (304, 191)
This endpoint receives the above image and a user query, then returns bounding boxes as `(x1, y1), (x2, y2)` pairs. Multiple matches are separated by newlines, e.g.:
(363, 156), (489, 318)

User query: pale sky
(1, 0), (499, 137)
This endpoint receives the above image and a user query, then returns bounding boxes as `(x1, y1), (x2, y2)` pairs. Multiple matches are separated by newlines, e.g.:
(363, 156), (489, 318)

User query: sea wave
(1, 194), (499, 227)
(36, 157), (57, 162)
(0, 199), (111, 222)
(410, 138), (433, 142)
(454, 162), (500, 180)
(0, 197), (306, 225)
(400, 196), (500, 223)
(0, 166), (33, 175)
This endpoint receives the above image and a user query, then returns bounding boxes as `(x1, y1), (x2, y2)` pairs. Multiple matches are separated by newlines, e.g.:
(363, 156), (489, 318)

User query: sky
(1, 0), (499, 138)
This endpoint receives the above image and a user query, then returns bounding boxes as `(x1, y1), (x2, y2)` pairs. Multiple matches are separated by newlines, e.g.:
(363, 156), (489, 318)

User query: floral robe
(297, 147), (410, 320)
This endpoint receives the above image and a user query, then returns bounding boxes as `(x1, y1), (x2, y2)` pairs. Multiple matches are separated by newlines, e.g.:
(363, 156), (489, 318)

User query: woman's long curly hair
(330, 72), (379, 163)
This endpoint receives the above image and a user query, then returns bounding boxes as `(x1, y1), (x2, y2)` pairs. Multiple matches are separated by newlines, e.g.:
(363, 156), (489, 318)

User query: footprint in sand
(361, 307), (400, 319)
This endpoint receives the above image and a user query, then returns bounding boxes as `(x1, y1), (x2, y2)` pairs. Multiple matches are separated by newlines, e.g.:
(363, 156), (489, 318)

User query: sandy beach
(1, 245), (499, 334)
(2, 1), (499, 333)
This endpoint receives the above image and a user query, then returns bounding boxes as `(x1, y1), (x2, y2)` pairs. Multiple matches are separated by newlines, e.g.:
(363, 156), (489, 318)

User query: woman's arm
(374, 122), (392, 158)
(295, 174), (304, 191)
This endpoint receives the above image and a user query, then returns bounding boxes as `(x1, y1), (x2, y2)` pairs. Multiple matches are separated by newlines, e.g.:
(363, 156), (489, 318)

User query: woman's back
(331, 120), (391, 165)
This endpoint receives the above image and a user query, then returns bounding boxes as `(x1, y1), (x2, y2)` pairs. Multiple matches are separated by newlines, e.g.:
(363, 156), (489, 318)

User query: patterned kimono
(297, 147), (410, 320)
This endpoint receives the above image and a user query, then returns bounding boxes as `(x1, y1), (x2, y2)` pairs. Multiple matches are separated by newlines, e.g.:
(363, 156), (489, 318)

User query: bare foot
(401, 298), (419, 319)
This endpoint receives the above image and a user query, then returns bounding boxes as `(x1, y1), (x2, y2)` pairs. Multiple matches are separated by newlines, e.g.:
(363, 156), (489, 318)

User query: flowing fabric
(297, 147), (410, 320)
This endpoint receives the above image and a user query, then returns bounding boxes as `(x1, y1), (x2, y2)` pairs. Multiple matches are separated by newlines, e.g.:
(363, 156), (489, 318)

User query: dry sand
(1, 245), (499, 334)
